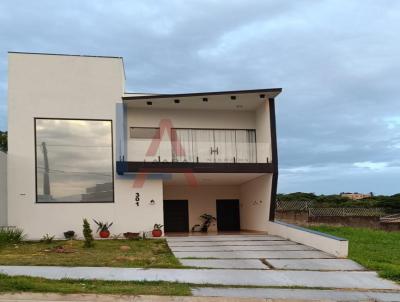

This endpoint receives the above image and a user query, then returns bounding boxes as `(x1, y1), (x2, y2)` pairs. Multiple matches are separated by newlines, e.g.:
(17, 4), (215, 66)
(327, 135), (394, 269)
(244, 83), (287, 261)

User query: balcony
(116, 128), (274, 174)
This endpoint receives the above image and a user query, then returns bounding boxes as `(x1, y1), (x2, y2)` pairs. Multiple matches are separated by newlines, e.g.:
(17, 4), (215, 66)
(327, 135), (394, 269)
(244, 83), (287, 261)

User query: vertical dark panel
(216, 199), (240, 231)
(163, 200), (189, 232)
(268, 98), (279, 221)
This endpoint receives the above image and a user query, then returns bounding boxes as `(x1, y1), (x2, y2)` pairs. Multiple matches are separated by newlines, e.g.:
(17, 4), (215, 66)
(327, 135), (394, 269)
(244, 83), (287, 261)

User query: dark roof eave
(122, 88), (282, 101)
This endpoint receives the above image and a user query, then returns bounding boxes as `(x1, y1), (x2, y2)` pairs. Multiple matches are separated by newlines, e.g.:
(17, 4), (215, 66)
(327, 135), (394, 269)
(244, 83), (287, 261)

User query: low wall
(267, 220), (348, 257)
(276, 211), (308, 224)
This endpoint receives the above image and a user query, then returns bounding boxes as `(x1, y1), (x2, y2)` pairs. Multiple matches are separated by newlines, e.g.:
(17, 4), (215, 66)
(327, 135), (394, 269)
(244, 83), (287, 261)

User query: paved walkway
(193, 287), (400, 301)
(0, 292), (295, 302)
(1, 265), (398, 289)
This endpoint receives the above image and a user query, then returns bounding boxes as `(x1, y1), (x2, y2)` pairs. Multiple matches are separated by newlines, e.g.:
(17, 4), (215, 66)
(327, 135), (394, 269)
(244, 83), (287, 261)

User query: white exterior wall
(255, 102), (272, 163)
(0, 151), (7, 226)
(239, 174), (272, 231)
(7, 53), (163, 239)
(163, 185), (240, 232)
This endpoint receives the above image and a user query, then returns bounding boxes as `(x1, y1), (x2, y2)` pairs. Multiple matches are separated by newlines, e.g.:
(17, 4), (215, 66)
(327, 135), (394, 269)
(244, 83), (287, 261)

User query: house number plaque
(135, 193), (140, 206)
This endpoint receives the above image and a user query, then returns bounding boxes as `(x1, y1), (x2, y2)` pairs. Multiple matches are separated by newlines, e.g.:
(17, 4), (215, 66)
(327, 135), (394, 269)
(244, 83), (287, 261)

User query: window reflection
(35, 119), (114, 202)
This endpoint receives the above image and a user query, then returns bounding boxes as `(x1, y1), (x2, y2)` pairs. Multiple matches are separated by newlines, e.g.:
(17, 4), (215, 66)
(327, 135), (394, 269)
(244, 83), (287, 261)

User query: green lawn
(309, 225), (400, 282)
(0, 274), (191, 296)
(0, 239), (182, 268)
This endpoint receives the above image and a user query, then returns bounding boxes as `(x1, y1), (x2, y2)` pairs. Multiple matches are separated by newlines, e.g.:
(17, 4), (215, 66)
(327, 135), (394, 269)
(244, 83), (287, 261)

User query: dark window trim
(268, 98), (279, 221)
(34, 117), (115, 204)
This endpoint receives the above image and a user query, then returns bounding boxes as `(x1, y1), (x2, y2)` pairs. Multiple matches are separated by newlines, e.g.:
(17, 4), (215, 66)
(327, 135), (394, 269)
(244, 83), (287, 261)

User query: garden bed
(0, 239), (182, 268)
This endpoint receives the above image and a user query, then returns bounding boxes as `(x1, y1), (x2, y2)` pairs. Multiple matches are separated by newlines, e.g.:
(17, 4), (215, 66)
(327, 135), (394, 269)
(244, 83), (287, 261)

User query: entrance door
(216, 199), (240, 231)
(163, 200), (189, 232)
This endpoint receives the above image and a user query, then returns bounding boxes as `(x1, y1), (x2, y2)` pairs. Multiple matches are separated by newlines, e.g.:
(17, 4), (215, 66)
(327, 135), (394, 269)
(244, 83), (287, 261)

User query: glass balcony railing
(127, 128), (272, 164)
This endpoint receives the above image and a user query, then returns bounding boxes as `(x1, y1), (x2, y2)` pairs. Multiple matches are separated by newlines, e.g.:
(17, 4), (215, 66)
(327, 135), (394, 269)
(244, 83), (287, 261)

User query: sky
(0, 1), (399, 195)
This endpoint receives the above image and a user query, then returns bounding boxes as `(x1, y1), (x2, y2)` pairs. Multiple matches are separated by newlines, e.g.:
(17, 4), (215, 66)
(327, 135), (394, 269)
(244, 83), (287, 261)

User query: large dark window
(35, 118), (114, 203)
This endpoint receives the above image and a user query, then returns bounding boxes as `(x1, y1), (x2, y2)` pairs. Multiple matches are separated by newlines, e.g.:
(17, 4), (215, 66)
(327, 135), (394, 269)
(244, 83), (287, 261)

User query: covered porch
(162, 173), (273, 234)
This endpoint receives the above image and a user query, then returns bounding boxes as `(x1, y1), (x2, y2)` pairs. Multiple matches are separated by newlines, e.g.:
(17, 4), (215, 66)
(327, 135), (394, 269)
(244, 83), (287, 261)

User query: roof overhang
(122, 88), (282, 111)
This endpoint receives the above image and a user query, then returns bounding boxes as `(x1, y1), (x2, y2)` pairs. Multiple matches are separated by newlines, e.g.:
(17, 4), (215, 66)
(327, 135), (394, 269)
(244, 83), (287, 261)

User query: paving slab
(168, 240), (298, 247)
(192, 287), (400, 301)
(267, 258), (365, 271)
(1, 266), (399, 290)
(180, 259), (268, 269)
(166, 236), (285, 242)
(173, 250), (334, 259)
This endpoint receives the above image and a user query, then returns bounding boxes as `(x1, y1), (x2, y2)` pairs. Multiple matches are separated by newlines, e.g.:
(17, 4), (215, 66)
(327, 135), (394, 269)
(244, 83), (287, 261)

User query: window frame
(129, 127), (160, 140)
(34, 117), (115, 204)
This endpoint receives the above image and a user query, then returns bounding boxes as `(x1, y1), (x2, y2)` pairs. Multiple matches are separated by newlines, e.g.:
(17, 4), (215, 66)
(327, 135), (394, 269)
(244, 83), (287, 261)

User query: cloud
(353, 161), (388, 170)
(0, 0), (399, 194)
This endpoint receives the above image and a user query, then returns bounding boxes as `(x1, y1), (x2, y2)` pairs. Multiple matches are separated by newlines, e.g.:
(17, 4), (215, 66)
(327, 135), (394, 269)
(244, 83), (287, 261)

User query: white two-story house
(6, 52), (281, 239)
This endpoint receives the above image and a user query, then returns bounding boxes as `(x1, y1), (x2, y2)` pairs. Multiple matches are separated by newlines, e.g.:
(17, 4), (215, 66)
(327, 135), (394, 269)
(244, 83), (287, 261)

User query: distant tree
(277, 192), (317, 201)
(277, 192), (400, 211)
(0, 131), (7, 152)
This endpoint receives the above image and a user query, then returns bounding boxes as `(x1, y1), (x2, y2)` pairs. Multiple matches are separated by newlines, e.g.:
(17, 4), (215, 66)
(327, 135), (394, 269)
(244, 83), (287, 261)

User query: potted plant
(199, 214), (216, 232)
(93, 220), (113, 238)
(152, 224), (163, 237)
(63, 230), (75, 240)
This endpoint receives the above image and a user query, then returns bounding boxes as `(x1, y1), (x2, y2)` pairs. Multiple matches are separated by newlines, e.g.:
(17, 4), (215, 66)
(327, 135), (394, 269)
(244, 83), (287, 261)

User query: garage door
(163, 200), (189, 232)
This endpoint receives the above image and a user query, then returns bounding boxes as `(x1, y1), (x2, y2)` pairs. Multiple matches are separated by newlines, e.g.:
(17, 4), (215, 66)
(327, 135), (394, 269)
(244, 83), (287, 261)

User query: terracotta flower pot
(152, 229), (162, 237)
(99, 230), (110, 238)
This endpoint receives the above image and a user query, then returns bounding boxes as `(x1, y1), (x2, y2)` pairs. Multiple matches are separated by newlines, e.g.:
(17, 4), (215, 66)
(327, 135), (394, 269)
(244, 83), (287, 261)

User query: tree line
(0, 131), (6, 152)
(277, 192), (400, 212)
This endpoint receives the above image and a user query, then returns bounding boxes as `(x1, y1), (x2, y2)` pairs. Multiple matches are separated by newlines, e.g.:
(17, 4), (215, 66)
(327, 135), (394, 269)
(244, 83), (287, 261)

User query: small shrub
(63, 230), (75, 240)
(82, 219), (94, 248)
(0, 227), (25, 244)
(40, 234), (55, 244)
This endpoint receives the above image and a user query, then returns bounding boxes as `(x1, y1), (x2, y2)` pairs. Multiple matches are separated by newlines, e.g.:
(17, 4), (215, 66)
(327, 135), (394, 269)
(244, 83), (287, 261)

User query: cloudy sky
(0, 1), (399, 195)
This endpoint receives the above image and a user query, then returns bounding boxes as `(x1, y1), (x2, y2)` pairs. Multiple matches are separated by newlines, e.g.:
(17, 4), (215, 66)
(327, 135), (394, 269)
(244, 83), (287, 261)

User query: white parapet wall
(267, 220), (348, 258)
(0, 151), (7, 226)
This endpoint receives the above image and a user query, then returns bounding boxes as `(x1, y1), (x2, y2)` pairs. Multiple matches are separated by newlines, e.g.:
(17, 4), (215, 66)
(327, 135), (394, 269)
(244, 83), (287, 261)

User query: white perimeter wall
(239, 174), (272, 232)
(7, 53), (165, 239)
(163, 185), (240, 232)
(0, 151), (7, 226)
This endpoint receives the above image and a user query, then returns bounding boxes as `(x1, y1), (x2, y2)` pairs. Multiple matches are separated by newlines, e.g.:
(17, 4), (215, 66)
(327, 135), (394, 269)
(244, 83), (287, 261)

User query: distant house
(340, 192), (373, 200)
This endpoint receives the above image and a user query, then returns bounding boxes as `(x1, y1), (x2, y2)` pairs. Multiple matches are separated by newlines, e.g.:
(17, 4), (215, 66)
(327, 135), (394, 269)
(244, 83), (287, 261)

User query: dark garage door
(216, 199), (240, 231)
(163, 200), (189, 232)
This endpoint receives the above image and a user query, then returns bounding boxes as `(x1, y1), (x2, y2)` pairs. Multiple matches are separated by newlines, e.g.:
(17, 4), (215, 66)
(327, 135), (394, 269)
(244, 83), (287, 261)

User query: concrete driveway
(167, 234), (362, 271)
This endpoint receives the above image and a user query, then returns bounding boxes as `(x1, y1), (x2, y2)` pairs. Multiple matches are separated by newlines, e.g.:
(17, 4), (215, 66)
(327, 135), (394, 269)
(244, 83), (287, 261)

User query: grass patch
(308, 225), (400, 282)
(0, 274), (191, 296)
(0, 274), (334, 295)
(0, 239), (182, 268)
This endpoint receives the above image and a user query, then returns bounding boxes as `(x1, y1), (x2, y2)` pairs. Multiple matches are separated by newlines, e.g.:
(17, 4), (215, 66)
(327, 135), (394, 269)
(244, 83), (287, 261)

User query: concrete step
(173, 250), (334, 259)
